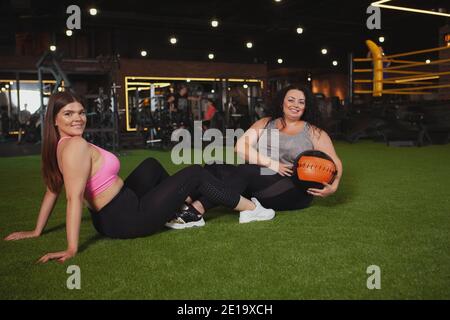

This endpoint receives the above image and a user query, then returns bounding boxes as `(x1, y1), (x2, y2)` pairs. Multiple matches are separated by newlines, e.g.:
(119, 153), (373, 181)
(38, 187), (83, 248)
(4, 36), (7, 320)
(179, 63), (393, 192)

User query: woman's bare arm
(308, 130), (343, 197)
(235, 117), (293, 176)
(37, 136), (91, 263)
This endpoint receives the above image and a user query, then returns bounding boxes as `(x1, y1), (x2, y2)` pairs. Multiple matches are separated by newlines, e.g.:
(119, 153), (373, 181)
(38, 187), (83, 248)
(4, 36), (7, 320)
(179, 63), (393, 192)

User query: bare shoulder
(57, 137), (92, 174)
(308, 124), (330, 143)
(251, 117), (272, 129)
(60, 136), (90, 155)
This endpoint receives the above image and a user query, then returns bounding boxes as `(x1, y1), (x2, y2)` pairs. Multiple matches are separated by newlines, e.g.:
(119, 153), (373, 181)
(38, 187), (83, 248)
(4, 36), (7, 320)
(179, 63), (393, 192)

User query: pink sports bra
(57, 136), (120, 198)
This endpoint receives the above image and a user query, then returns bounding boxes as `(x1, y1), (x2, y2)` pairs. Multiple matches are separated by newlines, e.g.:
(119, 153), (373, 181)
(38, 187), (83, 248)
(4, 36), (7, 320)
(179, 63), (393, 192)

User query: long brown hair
(42, 91), (84, 193)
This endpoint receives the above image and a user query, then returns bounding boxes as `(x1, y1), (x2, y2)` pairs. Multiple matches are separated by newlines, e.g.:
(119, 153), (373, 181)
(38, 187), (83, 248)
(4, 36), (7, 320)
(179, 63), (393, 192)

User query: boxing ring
(351, 40), (450, 97)
(346, 40), (450, 146)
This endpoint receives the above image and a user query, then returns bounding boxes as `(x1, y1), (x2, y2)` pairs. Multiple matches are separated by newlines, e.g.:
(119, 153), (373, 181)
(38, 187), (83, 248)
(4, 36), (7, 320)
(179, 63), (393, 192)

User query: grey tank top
(259, 119), (314, 165)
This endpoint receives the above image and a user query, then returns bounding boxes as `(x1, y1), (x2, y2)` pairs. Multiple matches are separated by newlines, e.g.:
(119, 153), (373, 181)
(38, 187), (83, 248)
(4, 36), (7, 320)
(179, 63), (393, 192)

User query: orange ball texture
(293, 150), (337, 189)
(296, 155), (336, 184)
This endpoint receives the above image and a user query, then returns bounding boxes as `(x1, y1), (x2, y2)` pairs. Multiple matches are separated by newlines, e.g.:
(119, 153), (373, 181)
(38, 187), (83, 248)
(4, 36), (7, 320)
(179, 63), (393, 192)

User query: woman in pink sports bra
(4, 91), (274, 263)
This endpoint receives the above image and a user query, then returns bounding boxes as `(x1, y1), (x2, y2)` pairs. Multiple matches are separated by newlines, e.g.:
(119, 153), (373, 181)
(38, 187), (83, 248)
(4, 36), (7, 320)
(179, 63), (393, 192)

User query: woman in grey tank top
(167, 85), (343, 229)
(263, 119), (314, 165)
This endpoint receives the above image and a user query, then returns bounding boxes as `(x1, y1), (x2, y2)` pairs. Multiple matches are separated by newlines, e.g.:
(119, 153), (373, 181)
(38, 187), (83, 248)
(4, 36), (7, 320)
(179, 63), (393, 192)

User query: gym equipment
(36, 50), (72, 141)
(353, 40), (450, 98)
(347, 41), (450, 146)
(292, 150), (337, 189)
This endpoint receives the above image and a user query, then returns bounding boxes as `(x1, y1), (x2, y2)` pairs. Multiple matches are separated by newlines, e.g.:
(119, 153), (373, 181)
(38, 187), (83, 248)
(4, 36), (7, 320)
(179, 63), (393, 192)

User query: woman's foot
(165, 204), (205, 229)
(239, 198), (275, 223)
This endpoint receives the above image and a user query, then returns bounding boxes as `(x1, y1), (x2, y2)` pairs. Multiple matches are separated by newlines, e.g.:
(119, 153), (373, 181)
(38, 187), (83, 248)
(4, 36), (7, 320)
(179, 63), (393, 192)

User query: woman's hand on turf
(269, 161), (293, 176)
(4, 230), (40, 241)
(307, 183), (336, 197)
(37, 249), (76, 264)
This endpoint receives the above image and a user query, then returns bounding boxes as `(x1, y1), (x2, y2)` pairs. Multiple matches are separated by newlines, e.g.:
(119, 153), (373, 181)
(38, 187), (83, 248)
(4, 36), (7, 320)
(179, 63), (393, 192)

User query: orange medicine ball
(292, 150), (337, 189)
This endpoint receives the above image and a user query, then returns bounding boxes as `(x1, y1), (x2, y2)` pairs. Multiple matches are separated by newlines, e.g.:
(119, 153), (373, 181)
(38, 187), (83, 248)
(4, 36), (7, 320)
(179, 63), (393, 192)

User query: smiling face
(54, 102), (86, 138)
(282, 89), (306, 121)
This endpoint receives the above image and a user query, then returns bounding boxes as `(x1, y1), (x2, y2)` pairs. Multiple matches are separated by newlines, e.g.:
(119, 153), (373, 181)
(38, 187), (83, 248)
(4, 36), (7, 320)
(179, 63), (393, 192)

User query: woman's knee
(143, 157), (160, 166)
(190, 164), (203, 171)
(139, 157), (164, 170)
(237, 163), (260, 178)
(175, 164), (203, 180)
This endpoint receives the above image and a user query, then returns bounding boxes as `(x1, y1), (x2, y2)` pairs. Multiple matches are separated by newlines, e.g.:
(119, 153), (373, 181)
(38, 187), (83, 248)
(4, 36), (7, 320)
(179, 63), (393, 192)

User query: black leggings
(90, 158), (241, 239)
(191, 163), (313, 211)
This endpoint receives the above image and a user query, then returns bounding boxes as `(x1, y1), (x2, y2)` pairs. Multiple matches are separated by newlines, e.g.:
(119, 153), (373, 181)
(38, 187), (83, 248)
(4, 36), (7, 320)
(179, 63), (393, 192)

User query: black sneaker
(165, 205), (205, 229)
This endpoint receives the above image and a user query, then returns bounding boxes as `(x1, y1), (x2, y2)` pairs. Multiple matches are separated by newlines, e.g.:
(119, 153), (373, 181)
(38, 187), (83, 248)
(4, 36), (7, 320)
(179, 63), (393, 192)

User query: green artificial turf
(0, 141), (449, 299)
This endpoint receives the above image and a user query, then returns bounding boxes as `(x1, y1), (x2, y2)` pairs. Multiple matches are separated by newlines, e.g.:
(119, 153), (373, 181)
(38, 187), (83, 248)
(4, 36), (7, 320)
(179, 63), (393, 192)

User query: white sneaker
(239, 198), (275, 224)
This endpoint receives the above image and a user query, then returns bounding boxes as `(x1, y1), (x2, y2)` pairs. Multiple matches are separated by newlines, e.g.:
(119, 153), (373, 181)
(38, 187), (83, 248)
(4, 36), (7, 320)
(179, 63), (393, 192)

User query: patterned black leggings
(190, 163), (313, 212)
(90, 158), (241, 239)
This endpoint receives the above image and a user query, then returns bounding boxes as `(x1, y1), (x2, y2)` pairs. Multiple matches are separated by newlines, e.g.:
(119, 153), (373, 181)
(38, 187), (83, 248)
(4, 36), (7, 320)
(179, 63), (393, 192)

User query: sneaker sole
(165, 218), (205, 229)
(239, 211), (275, 224)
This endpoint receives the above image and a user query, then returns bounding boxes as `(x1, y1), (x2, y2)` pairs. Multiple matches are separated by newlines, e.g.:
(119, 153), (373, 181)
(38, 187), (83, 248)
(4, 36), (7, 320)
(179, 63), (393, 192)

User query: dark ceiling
(1, 0), (449, 70)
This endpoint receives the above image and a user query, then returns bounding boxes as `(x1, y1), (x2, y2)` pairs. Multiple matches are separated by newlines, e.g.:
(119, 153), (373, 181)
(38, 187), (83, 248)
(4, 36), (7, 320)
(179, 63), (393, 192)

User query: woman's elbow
(66, 193), (84, 203)
(336, 158), (343, 174)
(235, 144), (247, 159)
(234, 140), (243, 154)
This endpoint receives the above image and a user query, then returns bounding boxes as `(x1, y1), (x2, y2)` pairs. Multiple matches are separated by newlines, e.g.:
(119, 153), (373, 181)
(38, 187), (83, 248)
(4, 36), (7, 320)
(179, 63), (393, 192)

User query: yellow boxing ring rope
(352, 40), (450, 97)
